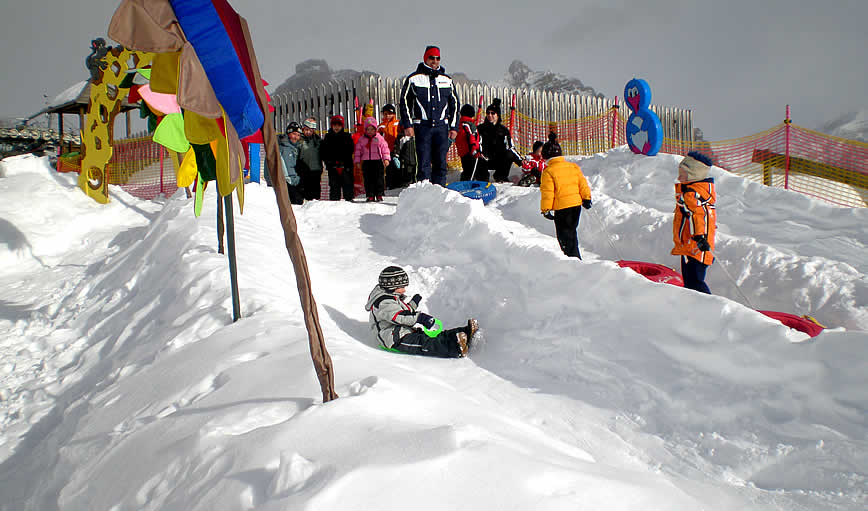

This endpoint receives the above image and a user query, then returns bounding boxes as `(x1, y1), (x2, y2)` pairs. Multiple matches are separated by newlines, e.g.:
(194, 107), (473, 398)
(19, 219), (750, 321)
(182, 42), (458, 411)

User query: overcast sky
(1, 0), (865, 140)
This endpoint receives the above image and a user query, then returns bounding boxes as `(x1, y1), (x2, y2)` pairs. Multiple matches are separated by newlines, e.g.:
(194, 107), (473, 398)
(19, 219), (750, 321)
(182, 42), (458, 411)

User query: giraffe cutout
(79, 46), (154, 203)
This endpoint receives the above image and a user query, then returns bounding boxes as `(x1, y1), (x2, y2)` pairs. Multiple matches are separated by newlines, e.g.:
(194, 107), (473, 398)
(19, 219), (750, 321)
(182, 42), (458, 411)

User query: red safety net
(56, 135), (178, 201)
(107, 136), (177, 200)
(511, 108), (867, 208)
(663, 124), (868, 208)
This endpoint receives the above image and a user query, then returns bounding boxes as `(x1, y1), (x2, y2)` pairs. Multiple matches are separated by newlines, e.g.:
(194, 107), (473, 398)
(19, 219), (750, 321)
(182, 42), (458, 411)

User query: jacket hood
(460, 115), (475, 124)
(365, 285), (402, 311)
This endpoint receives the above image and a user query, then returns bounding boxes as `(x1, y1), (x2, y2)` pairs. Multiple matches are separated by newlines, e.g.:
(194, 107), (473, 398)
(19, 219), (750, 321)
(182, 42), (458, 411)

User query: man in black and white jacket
(398, 45), (459, 186)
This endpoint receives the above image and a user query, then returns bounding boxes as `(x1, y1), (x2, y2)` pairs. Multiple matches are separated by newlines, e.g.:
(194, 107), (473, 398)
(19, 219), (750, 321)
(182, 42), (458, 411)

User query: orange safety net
(56, 135), (178, 201)
(663, 124), (868, 208)
(511, 108), (867, 208)
(513, 109), (625, 157)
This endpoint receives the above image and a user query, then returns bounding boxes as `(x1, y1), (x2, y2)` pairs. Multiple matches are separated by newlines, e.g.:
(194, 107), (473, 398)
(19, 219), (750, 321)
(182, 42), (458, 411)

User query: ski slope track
(0, 149), (865, 510)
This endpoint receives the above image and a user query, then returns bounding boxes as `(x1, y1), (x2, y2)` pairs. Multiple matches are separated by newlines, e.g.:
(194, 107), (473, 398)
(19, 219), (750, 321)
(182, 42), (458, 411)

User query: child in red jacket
(456, 104), (486, 181)
(518, 140), (546, 186)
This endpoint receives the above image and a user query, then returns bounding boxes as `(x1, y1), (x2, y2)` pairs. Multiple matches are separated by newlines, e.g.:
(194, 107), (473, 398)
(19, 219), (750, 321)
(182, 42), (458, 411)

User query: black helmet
(382, 103), (396, 114)
(379, 266), (409, 291)
(285, 121), (302, 134)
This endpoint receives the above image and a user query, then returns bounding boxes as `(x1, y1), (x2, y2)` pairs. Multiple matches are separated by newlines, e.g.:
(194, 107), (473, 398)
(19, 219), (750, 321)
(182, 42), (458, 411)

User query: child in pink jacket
(354, 116), (391, 202)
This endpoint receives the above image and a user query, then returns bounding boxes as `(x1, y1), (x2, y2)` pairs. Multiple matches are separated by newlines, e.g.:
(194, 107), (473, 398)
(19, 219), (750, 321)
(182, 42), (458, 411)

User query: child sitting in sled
(365, 266), (478, 358)
(518, 140), (546, 187)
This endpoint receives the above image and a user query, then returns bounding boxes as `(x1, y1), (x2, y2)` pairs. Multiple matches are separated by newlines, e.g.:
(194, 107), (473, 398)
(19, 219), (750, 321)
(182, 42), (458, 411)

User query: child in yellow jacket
(672, 151), (716, 293)
(539, 144), (592, 259)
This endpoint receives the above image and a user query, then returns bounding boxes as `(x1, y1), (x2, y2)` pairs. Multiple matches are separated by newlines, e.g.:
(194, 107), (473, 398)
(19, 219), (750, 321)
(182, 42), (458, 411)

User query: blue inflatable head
(624, 78), (652, 113)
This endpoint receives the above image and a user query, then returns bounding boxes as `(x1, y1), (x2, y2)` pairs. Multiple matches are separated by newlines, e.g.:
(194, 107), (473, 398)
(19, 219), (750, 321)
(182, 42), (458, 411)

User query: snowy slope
(0, 151), (865, 510)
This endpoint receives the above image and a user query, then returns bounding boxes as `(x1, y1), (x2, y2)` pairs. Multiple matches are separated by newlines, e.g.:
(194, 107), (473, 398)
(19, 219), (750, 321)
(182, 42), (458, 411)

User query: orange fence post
(784, 105), (791, 190)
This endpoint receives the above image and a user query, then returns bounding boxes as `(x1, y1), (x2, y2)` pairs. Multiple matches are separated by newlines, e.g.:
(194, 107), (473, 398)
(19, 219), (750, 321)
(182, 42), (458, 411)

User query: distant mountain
(272, 59), (367, 96)
(818, 109), (868, 143)
(500, 60), (603, 98)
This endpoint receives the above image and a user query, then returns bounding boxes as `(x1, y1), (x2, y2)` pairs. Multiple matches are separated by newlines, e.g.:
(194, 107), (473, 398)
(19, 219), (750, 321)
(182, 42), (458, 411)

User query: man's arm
(398, 75), (415, 131)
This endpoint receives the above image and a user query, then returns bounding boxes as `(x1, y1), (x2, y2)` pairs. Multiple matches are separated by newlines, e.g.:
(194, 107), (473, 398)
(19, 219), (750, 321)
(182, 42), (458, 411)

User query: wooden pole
(58, 114), (64, 156)
(223, 195), (241, 322)
(217, 194), (225, 254)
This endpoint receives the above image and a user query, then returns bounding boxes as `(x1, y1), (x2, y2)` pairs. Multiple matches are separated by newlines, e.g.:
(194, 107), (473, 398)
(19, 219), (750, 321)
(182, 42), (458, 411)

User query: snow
(0, 149), (866, 510)
(49, 80), (88, 108)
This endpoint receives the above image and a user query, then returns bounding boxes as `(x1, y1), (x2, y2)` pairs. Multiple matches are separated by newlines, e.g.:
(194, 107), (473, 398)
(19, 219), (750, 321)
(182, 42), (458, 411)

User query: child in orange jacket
(671, 151), (717, 294)
(379, 103), (403, 189)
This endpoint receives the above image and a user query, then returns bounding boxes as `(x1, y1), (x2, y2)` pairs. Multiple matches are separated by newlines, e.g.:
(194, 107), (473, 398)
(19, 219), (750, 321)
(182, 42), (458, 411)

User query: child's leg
(460, 154), (476, 181)
(553, 206), (581, 258)
(327, 166), (342, 200)
(375, 160), (386, 197)
(680, 256), (711, 294)
(361, 161), (375, 198)
(393, 327), (467, 358)
(405, 164), (417, 184)
(341, 165), (354, 200)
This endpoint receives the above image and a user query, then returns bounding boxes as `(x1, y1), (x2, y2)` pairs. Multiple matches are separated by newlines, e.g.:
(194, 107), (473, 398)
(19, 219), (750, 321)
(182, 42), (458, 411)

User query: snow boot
(464, 318), (479, 353)
(467, 318), (479, 340)
(456, 332), (469, 357)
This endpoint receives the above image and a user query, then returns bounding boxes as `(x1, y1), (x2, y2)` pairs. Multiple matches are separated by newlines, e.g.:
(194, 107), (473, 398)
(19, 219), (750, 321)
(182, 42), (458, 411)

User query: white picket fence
(270, 72), (694, 151)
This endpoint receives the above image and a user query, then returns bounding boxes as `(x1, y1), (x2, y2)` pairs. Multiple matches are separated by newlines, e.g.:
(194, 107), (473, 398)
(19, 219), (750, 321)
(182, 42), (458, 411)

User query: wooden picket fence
(270, 72), (695, 154)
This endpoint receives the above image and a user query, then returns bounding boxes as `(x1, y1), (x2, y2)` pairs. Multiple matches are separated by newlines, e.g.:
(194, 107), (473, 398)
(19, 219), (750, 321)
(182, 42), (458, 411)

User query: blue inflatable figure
(624, 78), (663, 156)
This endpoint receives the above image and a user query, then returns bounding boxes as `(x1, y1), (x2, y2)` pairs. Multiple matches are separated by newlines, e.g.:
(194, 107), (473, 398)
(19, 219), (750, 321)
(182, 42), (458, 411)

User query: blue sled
(445, 180), (497, 205)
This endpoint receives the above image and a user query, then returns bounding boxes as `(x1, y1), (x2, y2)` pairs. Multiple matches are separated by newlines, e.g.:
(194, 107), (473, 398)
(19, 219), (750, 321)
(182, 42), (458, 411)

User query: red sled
(757, 311), (825, 338)
(617, 260), (684, 287)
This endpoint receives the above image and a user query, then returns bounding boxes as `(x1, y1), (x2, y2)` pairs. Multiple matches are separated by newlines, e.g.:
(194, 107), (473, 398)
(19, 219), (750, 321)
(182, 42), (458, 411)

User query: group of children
(271, 103), (420, 203)
(366, 150), (717, 359)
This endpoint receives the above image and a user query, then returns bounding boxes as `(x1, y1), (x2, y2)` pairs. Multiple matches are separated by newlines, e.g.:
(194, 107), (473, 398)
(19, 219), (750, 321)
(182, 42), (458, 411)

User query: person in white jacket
(365, 266), (478, 357)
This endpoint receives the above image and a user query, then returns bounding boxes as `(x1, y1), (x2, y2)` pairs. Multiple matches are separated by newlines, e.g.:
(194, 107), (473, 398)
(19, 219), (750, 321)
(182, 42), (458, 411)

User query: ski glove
(582, 199), (592, 209)
(392, 156), (401, 169)
(410, 294), (422, 307)
(416, 312), (436, 329)
(287, 175), (300, 187)
(542, 210), (555, 220)
(693, 234), (711, 252)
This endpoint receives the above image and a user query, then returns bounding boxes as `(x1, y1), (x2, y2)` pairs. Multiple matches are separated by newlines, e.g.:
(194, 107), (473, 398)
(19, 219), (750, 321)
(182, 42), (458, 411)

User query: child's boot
(467, 319), (479, 341)
(456, 332), (469, 357)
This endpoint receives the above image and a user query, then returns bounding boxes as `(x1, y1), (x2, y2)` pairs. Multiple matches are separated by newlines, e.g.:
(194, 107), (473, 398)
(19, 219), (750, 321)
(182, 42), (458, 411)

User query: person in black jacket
(320, 115), (356, 201)
(398, 45), (459, 185)
(477, 98), (522, 183)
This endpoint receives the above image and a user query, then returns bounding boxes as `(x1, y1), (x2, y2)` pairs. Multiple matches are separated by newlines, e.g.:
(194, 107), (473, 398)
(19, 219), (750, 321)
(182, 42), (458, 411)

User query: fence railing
(271, 72), (695, 153)
(62, 78), (866, 208)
